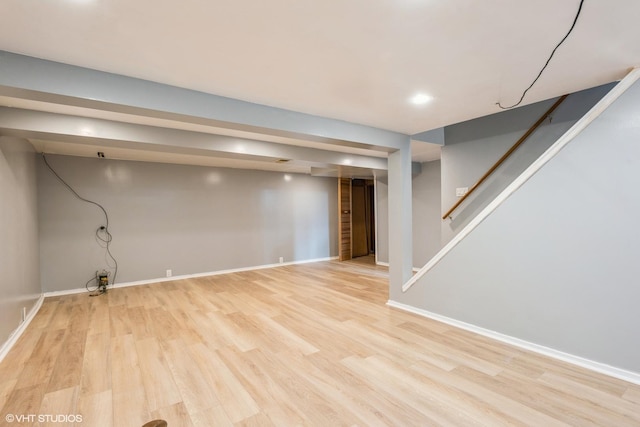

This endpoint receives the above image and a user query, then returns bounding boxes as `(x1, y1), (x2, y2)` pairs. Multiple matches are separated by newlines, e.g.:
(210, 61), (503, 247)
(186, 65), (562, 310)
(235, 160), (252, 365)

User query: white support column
(387, 140), (413, 299)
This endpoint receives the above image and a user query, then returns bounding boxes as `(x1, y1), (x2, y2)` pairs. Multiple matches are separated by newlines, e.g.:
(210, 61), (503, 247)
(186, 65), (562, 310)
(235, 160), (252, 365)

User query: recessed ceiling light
(410, 93), (433, 106)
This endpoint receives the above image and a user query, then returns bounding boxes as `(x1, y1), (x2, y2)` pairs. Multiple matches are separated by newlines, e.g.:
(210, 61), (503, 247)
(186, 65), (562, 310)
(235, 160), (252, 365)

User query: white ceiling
(0, 0), (638, 170)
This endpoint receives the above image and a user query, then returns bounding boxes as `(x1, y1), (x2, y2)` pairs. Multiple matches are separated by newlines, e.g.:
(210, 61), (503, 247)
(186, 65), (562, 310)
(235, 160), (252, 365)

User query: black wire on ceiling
(496, 0), (585, 110)
(42, 153), (118, 289)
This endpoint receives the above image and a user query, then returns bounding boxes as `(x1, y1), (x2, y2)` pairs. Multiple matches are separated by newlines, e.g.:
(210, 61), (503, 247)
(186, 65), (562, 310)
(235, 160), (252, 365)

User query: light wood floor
(1, 261), (639, 426)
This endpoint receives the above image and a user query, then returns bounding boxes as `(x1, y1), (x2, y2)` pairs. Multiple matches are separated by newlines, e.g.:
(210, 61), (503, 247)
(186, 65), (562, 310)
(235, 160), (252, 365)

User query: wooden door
(338, 178), (351, 261)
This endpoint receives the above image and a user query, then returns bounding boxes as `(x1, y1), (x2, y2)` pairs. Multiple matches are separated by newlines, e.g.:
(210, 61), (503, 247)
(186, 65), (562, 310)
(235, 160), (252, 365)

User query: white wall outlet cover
(456, 187), (469, 197)
(166, 269), (172, 277)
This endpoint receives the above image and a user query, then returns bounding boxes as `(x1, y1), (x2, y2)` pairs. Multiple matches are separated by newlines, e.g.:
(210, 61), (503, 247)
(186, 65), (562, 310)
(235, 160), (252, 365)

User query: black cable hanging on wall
(496, 0), (585, 110)
(42, 154), (118, 293)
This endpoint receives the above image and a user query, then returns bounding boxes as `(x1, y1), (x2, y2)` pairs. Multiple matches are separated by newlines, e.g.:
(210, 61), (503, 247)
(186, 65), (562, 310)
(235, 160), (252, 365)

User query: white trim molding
(44, 256), (339, 297)
(0, 295), (45, 364)
(376, 261), (419, 273)
(387, 300), (640, 386)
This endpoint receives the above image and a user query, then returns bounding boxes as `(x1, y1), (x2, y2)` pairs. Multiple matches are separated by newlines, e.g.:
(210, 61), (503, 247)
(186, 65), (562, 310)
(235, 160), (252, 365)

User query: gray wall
(412, 160), (442, 266)
(38, 155), (338, 292)
(376, 177), (389, 264)
(0, 137), (41, 346)
(376, 159), (441, 268)
(441, 83), (614, 244)
(396, 78), (640, 374)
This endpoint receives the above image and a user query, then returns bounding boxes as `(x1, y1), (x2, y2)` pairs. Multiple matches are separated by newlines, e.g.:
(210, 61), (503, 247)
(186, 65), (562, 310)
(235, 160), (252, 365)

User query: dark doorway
(351, 179), (375, 258)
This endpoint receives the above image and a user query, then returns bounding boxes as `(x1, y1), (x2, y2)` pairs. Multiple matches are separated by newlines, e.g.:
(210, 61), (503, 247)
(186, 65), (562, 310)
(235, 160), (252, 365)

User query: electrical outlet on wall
(456, 187), (469, 197)
(166, 269), (172, 277)
(279, 257), (284, 264)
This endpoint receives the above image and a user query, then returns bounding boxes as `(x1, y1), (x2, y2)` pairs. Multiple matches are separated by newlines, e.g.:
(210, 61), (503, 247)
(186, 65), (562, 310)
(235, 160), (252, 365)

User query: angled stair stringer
(391, 68), (640, 383)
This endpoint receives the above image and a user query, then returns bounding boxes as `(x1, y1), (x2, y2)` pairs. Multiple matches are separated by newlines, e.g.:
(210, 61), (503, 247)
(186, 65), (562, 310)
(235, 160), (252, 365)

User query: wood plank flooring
(1, 260), (639, 426)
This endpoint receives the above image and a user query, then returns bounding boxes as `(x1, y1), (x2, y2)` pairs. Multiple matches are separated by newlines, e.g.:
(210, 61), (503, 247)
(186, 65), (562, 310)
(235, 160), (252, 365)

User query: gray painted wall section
(412, 161), (442, 266)
(412, 127), (445, 145)
(387, 146), (414, 301)
(396, 79), (640, 374)
(441, 83), (614, 244)
(38, 155), (338, 292)
(376, 160), (441, 267)
(376, 177), (389, 265)
(0, 137), (41, 345)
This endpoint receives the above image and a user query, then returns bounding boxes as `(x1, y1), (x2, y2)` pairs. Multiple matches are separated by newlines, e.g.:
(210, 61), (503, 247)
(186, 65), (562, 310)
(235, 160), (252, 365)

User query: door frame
(338, 177), (377, 262)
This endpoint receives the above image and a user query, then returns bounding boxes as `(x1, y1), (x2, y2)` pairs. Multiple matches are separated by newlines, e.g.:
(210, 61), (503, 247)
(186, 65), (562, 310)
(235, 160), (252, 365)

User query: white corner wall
(393, 76), (640, 376)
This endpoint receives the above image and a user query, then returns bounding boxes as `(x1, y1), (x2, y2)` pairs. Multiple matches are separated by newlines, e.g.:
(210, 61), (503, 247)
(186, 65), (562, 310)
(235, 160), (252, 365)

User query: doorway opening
(338, 178), (375, 263)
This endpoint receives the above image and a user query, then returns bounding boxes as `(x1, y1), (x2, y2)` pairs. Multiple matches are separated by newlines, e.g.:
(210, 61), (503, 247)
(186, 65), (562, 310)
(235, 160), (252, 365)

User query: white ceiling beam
(0, 107), (388, 171)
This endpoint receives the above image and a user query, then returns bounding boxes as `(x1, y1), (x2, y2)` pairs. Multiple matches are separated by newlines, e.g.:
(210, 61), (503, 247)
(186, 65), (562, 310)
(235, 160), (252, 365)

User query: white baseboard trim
(0, 294), (45, 364)
(43, 287), (91, 298)
(44, 256), (339, 297)
(375, 261), (420, 273)
(387, 300), (640, 386)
